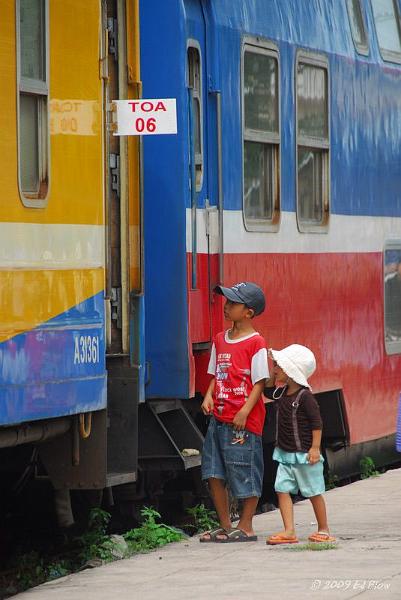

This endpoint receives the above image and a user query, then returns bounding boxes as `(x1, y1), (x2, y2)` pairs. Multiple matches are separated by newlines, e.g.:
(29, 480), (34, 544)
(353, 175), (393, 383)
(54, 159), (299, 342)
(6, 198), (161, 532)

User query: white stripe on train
(0, 223), (104, 269)
(186, 209), (401, 254)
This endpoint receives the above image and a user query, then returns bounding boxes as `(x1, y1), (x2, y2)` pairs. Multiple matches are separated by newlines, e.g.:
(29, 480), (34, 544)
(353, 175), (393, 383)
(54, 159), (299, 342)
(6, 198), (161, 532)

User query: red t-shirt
(207, 330), (268, 435)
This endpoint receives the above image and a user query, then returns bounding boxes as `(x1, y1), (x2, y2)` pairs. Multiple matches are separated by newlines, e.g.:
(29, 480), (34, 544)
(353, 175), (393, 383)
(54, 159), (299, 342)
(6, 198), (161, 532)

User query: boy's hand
(201, 394), (214, 415)
(232, 407), (248, 431)
(307, 447), (320, 465)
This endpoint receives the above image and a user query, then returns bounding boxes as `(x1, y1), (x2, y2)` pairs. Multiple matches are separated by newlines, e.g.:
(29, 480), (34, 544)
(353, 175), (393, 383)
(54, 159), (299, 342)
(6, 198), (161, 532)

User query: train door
(186, 0), (221, 347)
(102, 0), (142, 486)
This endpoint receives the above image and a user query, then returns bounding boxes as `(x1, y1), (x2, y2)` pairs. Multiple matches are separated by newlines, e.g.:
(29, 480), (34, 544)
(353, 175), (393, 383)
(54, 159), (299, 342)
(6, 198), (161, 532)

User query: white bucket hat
(269, 344), (316, 390)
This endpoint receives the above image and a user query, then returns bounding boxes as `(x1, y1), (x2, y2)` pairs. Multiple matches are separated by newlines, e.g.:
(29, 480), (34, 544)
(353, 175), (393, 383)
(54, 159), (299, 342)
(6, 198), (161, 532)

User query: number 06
(135, 117), (156, 133)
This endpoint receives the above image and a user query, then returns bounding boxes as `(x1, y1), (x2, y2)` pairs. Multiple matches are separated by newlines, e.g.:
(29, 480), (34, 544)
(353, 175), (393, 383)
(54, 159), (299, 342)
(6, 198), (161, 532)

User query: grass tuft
(284, 542), (338, 551)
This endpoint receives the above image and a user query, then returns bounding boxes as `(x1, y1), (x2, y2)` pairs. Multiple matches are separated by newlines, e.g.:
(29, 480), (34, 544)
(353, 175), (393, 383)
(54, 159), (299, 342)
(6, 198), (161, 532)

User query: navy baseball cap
(214, 282), (266, 316)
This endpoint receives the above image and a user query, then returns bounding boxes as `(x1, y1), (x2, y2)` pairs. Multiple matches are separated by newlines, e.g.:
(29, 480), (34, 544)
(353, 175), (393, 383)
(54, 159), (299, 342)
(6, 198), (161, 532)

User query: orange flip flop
(308, 531), (336, 543)
(266, 534), (299, 545)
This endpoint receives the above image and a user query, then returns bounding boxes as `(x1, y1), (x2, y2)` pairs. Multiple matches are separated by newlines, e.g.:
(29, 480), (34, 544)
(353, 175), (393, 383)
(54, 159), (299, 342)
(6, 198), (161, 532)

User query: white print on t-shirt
(239, 374), (249, 397)
(208, 344), (268, 385)
(233, 386), (247, 394)
(216, 363), (230, 408)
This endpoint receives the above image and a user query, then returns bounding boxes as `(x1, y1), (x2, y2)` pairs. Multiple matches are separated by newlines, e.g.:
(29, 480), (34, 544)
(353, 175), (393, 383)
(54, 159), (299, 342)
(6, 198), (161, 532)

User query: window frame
(187, 40), (204, 192)
(295, 50), (330, 233)
(384, 239), (401, 355)
(371, 0), (401, 64)
(346, 0), (370, 56)
(16, 0), (50, 208)
(241, 37), (281, 233)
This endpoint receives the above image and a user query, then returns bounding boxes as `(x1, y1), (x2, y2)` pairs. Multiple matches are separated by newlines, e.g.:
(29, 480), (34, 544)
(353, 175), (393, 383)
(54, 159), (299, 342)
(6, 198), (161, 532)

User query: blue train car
(140, 0), (401, 476)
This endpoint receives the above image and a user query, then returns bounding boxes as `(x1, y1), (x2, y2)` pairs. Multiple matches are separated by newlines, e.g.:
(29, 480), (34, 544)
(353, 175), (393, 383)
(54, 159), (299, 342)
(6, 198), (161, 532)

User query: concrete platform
(17, 468), (401, 599)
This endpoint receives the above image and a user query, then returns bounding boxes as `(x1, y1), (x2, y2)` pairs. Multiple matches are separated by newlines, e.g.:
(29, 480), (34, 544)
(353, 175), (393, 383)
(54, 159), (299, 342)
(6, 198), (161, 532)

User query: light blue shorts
(274, 448), (325, 498)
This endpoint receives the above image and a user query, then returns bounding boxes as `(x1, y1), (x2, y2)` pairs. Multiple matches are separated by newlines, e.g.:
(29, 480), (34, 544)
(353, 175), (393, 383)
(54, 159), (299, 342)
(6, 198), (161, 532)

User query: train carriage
(140, 0), (401, 477)
(0, 0), (144, 494)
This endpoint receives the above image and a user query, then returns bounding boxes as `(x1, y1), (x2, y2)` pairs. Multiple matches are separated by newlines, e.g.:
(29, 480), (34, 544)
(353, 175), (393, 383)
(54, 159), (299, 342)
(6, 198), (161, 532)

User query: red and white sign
(113, 98), (177, 136)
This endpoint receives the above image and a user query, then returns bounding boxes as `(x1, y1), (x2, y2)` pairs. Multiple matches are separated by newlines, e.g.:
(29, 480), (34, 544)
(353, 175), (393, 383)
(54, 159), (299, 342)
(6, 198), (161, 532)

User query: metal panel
(326, 434), (399, 479)
(106, 359), (138, 482)
(315, 389), (349, 445)
(39, 410), (108, 489)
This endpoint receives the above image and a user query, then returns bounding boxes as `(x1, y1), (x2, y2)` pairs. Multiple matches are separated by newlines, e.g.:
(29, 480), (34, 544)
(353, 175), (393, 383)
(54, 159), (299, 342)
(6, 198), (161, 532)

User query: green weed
(11, 551), (47, 589)
(123, 506), (184, 552)
(46, 560), (71, 581)
(7, 552), (73, 592)
(77, 508), (115, 563)
(185, 503), (219, 534)
(360, 456), (380, 479)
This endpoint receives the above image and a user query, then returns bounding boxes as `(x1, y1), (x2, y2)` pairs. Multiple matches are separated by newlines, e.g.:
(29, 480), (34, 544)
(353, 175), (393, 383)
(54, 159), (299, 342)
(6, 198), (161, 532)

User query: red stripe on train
(188, 252), (399, 445)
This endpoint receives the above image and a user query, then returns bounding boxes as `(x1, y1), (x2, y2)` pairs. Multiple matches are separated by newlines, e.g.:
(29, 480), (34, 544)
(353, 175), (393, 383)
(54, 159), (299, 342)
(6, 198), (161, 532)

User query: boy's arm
(201, 342), (216, 415)
(201, 377), (215, 415)
(232, 379), (265, 430)
(265, 349), (275, 390)
(307, 429), (322, 465)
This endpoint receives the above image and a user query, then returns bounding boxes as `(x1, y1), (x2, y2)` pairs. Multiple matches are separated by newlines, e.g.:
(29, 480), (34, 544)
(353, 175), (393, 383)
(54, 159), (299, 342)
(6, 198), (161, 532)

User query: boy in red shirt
(200, 282), (268, 543)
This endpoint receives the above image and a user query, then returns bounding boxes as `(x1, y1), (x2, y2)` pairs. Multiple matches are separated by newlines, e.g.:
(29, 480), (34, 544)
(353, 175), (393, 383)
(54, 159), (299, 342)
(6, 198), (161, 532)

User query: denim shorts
(201, 417), (263, 499)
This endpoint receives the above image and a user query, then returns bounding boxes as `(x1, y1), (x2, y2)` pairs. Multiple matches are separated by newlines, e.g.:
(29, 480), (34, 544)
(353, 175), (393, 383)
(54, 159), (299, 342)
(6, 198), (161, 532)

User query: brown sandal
(199, 527), (227, 543)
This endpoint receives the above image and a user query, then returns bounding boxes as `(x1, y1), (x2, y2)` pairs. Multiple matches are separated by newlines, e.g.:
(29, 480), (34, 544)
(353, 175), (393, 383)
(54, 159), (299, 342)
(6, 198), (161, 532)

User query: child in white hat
(265, 344), (335, 545)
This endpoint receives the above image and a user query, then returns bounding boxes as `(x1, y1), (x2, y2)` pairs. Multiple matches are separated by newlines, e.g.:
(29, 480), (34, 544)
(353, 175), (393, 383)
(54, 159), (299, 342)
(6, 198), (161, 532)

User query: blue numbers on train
(73, 335), (100, 365)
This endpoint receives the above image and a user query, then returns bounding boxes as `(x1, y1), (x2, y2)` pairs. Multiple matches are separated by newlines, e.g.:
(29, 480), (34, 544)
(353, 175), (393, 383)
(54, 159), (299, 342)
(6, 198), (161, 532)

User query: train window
(384, 243), (401, 354)
(17, 0), (49, 207)
(187, 45), (203, 190)
(371, 0), (401, 63)
(242, 43), (280, 232)
(296, 54), (330, 232)
(346, 0), (369, 55)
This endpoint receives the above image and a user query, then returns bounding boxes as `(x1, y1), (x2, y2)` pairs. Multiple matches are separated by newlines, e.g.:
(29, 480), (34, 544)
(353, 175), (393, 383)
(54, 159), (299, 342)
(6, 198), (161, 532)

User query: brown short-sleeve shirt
(265, 386), (322, 452)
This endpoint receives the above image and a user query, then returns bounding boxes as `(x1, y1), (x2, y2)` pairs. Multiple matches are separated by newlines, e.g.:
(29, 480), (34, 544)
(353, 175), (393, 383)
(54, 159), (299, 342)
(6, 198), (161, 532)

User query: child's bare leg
(237, 496), (258, 536)
(208, 478), (231, 530)
(275, 492), (296, 537)
(309, 494), (329, 532)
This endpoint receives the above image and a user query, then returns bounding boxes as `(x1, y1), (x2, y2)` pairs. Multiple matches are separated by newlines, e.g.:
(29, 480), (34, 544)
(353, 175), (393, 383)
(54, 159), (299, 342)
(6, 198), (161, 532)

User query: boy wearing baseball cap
(265, 344), (335, 545)
(200, 282), (268, 543)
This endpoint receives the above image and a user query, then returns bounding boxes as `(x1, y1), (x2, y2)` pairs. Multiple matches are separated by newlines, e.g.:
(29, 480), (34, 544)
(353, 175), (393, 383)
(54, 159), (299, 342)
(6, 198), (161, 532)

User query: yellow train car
(0, 0), (142, 491)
